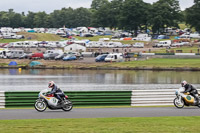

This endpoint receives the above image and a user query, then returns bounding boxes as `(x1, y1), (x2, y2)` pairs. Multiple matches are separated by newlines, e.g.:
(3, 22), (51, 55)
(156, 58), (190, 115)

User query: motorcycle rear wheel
(34, 100), (47, 112)
(174, 98), (184, 108)
(62, 99), (73, 111)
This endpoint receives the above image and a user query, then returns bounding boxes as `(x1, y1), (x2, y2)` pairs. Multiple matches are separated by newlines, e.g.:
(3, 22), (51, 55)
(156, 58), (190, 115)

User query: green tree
(149, 0), (181, 34)
(185, 0), (200, 32)
(92, 3), (111, 28)
(0, 12), (10, 27)
(91, 0), (109, 10)
(34, 12), (48, 27)
(120, 0), (150, 36)
(109, 0), (124, 29)
(24, 11), (36, 28)
(73, 7), (92, 27)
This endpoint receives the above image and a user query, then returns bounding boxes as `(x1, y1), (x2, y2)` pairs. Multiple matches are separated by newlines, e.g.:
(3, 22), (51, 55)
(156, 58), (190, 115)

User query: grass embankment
(1, 58), (200, 70)
(0, 116), (200, 133)
(108, 58), (200, 69)
(0, 32), (62, 43)
(153, 46), (200, 53)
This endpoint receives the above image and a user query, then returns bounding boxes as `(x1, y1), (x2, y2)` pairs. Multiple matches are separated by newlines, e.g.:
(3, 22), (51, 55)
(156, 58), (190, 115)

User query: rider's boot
(58, 99), (64, 105)
(195, 97), (199, 105)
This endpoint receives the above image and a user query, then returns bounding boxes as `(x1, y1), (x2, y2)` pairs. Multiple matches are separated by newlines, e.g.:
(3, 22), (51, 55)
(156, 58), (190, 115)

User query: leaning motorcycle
(174, 87), (200, 108)
(34, 89), (73, 112)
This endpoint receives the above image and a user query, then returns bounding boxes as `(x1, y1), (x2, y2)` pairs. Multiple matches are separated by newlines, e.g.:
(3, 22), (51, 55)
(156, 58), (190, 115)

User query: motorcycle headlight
(175, 90), (178, 95)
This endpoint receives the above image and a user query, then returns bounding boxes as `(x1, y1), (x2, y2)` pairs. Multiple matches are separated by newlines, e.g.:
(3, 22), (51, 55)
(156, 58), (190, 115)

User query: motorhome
(86, 41), (105, 48)
(153, 40), (171, 47)
(189, 33), (200, 39)
(133, 42), (144, 48)
(2, 33), (24, 39)
(7, 50), (24, 58)
(105, 42), (123, 48)
(0, 48), (10, 58)
(9, 41), (23, 48)
(104, 53), (124, 62)
(132, 34), (152, 42)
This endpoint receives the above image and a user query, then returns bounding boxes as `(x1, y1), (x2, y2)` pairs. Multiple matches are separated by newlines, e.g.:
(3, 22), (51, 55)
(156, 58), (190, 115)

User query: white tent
(64, 43), (86, 52)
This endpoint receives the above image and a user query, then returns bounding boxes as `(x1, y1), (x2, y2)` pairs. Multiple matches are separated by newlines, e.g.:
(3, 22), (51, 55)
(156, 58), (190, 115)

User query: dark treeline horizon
(0, 0), (199, 34)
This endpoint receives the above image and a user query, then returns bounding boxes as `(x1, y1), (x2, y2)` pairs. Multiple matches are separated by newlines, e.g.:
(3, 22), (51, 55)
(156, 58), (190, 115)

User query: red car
(30, 53), (44, 59)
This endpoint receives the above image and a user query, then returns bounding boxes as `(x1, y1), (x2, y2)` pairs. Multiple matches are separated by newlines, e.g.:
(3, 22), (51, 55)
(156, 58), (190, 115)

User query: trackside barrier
(131, 89), (200, 106)
(5, 91), (132, 108)
(131, 89), (176, 106)
(0, 91), (5, 108)
(141, 53), (200, 56)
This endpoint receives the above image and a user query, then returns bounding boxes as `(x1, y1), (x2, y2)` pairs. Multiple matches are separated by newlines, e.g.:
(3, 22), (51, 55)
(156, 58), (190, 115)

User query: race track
(1, 107), (200, 120)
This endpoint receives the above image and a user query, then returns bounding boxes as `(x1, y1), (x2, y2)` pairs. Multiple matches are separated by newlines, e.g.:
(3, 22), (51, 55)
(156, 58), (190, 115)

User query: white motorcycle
(174, 87), (200, 108)
(34, 89), (73, 112)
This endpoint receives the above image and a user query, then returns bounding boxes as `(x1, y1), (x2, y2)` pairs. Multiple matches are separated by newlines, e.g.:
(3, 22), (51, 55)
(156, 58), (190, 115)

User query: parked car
(104, 53), (124, 62)
(63, 54), (77, 61)
(95, 54), (108, 62)
(55, 53), (67, 60)
(171, 42), (190, 47)
(44, 53), (59, 60)
(133, 42), (144, 48)
(30, 53), (44, 59)
(153, 40), (171, 47)
(19, 53), (32, 59)
(157, 35), (170, 39)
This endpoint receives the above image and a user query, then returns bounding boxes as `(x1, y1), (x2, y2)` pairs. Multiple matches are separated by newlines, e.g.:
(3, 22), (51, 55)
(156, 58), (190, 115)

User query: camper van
(0, 49), (10, 58)
(104, 53), (124, 62)
(7, 50), (24, 59)
(153, 40), (171, 47)
(132, 34), (152, 42)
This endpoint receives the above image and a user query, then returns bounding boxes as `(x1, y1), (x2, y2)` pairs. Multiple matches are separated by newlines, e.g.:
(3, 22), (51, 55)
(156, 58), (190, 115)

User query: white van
(0, 49), (10, 58)
(104, 53), (124, 62)
(133, 42), (144, 48)
(189, 33), (200, 39)
(154, 40), (171, 47)
(7, 50), (24, 58)
(132, 34), (152, 42)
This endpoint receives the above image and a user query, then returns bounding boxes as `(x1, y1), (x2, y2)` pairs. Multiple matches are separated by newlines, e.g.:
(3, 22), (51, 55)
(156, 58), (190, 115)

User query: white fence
(131, 89), (200, 106)
(0, 91), (5, 108)
(131, 89), (176, 106)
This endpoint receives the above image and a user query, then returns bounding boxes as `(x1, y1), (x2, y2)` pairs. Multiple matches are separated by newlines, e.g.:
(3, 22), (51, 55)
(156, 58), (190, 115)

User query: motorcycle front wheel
(34, 100), (47, 112)
(174, 97), (184, 108)
(62, 99), (73, 111)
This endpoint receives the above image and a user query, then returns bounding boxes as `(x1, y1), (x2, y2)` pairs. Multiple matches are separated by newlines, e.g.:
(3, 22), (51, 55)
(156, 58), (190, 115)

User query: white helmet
(181, 80), (187, 87)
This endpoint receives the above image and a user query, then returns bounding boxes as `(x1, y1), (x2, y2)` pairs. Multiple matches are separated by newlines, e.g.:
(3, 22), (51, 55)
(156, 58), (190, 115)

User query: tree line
(0, 0), (199, 34)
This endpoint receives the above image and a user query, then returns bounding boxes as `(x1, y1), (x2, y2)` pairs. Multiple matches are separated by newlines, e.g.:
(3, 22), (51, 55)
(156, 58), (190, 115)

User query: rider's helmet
(48, 81), (55, 88)
(181, 80), (187, 87)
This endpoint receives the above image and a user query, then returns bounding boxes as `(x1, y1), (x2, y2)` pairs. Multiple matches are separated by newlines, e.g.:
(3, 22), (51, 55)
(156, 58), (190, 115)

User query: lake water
(0, 69), (200, 91)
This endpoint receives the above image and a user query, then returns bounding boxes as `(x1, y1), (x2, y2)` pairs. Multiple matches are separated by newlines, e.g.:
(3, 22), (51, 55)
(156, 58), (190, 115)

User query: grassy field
(1, 58), (200, 70)
(152, 45), (200, 53)
(0, 32), (62, 43)
(0, 116), (200, 133)
(110, 58), (200, 69)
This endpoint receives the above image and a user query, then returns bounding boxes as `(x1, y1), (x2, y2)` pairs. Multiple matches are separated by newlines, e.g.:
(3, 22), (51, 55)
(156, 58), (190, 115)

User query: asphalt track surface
(1, 107), (200, 120)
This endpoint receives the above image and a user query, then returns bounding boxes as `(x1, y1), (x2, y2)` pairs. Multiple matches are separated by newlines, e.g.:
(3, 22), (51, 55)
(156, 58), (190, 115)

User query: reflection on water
(8, 69), (17, 75)
(0, 69), (200, 91)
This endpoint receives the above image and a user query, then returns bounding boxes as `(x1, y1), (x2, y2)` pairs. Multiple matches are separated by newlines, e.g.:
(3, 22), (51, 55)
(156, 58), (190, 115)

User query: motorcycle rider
(48, 81), (65, 104)
(181, 80), (199, 105)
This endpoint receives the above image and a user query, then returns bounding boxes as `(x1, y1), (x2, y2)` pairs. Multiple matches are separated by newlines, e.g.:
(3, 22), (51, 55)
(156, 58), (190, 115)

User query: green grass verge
(153, 45), (200, 53)
(0, 39), (27, 43)
(0, 116), (200, 133)
(111, 58), (200, 68)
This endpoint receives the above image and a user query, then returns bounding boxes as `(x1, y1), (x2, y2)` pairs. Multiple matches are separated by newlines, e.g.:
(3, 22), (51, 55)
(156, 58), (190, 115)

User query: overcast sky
(0, 0), (194, 14)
